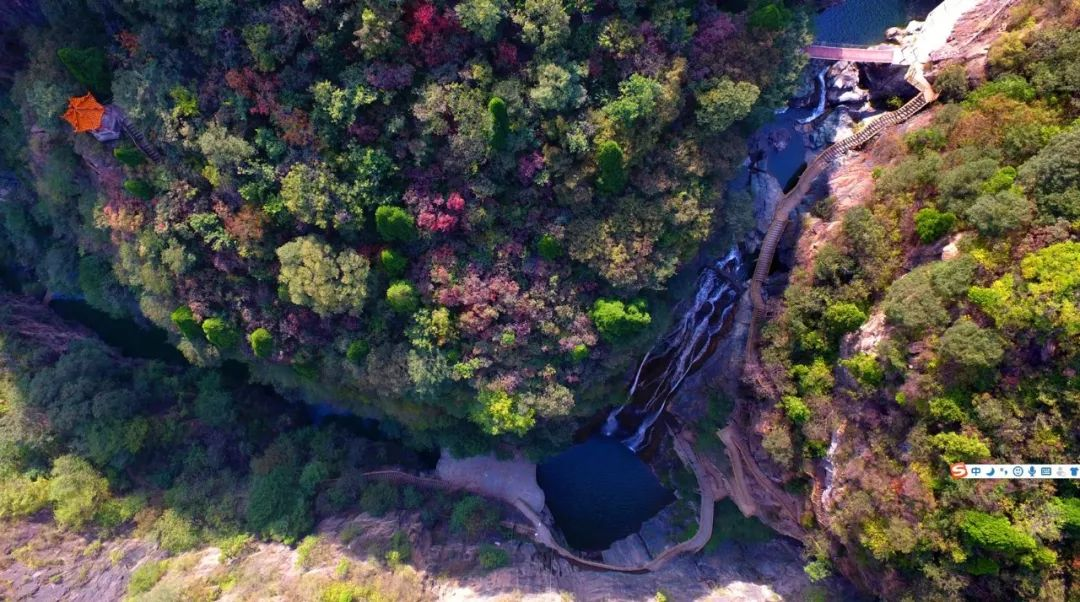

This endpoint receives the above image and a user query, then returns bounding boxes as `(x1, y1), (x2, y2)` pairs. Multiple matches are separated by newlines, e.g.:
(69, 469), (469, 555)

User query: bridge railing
(808, 41), (899, 50)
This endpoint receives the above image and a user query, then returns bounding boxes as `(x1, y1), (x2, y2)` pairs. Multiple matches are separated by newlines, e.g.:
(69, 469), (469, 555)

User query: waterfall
(820, 428), (843, 510)
(798, 66), (830, 125)
(605, 247), (744, 451)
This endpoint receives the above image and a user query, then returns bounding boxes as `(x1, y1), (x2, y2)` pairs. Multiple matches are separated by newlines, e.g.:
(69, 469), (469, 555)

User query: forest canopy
(0, 0), (810, 448)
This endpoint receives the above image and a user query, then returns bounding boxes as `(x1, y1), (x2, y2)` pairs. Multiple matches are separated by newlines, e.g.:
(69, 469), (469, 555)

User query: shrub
(296, 534), (320, 568)
(152, 509), (200, 554)
(791, 359), (834, 397)
(779, 395), (810, 425)
(248, 327), (273, 358)
(48, 455), (110, 530)
(0, 475), (50, 519)
(471, 389), (535, 435)
(804, 558), (832, 582)
(927, 396), (968, 424)
(386, 530), (411, 566)
(930, 432), (990, 462)
(386, 281), (419, 313)
(478, 544), (510, 570)
(128, 560), (168, 596)
(123, 179), (155, 200)
(379, 248), (407, 277)
(914, 208), (956, 243)
(449, 495), (499, 539)
(595, 140), (626, 195)
(822, 302), (866, 338)
(202, 318), (239, 349)
(905, 128), (947, 155)
(935, 64), (969, 102)
(318, 582), (380, 602)
(590, 298), (650, 342)
(112, 145), (145, 167)
(570, 343), (588, 362)
(840, 353), (884, 387)
(537, 234), (562, 260)
(57, 47), (112, 98)
(489, 96), (508, 149)
(359, 481), (399, 517)
(375, 206), (416, 242)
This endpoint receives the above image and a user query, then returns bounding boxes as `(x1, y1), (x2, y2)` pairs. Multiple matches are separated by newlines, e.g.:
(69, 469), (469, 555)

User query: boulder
(750, 169), (784, 236)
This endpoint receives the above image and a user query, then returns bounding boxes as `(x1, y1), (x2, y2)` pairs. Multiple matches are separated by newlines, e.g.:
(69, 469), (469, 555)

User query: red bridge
(806, 45), (901, 64)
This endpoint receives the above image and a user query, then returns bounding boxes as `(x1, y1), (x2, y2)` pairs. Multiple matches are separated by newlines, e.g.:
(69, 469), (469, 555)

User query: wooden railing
(743, 89), (932, 367)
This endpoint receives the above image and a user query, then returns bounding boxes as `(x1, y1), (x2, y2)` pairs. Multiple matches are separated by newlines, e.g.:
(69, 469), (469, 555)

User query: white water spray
(798, 66), (830, 125)
(604, 247), (744, 451)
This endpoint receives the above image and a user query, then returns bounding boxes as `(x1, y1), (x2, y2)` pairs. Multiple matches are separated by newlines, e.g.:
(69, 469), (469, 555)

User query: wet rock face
(750, 170), (784, 238)
(826, 61), (869, 105)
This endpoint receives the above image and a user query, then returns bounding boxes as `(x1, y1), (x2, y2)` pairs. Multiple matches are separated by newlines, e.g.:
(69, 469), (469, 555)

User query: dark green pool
(536, 437), (674, 551)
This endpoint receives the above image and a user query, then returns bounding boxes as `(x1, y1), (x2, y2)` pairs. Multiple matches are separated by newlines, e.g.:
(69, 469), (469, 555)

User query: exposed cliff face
(1, 510), (840, 602)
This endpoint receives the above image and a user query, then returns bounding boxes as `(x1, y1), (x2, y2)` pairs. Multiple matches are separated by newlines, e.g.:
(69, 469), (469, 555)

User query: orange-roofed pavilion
(62, 93), (105, 133)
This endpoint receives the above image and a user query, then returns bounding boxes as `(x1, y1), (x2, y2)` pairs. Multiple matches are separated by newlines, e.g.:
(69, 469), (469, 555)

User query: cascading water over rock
(799, 66), (830, 125)
(603, 247), (745, 451)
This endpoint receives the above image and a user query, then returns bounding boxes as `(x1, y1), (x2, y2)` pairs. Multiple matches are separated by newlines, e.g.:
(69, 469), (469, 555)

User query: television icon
(1041, 467), (1052, 476)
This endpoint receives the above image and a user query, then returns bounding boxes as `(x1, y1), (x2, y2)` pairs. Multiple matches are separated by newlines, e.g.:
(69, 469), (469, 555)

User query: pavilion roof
(61, 92), (105, 133)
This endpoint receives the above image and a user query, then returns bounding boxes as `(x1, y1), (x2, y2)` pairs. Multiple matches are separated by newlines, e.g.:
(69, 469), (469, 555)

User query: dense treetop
(0, 0), (809, 448)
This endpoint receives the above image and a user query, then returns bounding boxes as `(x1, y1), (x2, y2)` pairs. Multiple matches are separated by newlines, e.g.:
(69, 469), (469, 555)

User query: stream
(538, 0), (941, 553)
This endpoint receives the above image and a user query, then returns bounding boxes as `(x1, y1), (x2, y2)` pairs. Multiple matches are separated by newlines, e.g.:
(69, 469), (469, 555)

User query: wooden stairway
(744, 91), (931, 365)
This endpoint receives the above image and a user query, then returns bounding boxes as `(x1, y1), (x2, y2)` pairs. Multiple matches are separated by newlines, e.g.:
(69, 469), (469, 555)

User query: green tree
(456, 0), (507, 42)
(379, 248), (407, 277)
(471, 389), (535, 436)
(748, 2), (793, 31)
(248, 327), (273, 358)
(171, 306), (202, 340)
(595, 140), (627, 195)
(938, 318), (1005, 384)
(822, 302), (867, 338)
(930, 432), (991, 462)
(346, 340), (370, 363)
(375, 206), (416, 242)
(604, 74), (662, 129)
(958, 511), (1037, 557)
(914, 207), (956, 243)
(57, 47), (111, 98)
(510, 0), (569, 56)
(112, 145), (145, 167)
(123, 179), (154, 200)
(590, 298), (650, 342)
(537, 234), (562, 260)
(965, 190), (1032, 237)
(276, 236), (370, 316)
(695, 78), (760, 135)
(202, 318), (239, 349)
(280, 162), (339, 230)
(48, 455), (110, 530)
(386, 281), (419, 313)
(529, 63), (586, 112)
(488, 96), (509, 150)
(779, 395), (810, 424)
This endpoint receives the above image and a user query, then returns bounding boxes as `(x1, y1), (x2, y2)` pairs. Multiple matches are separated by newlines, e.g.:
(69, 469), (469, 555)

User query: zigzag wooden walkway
(743, 77), (934, 368)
